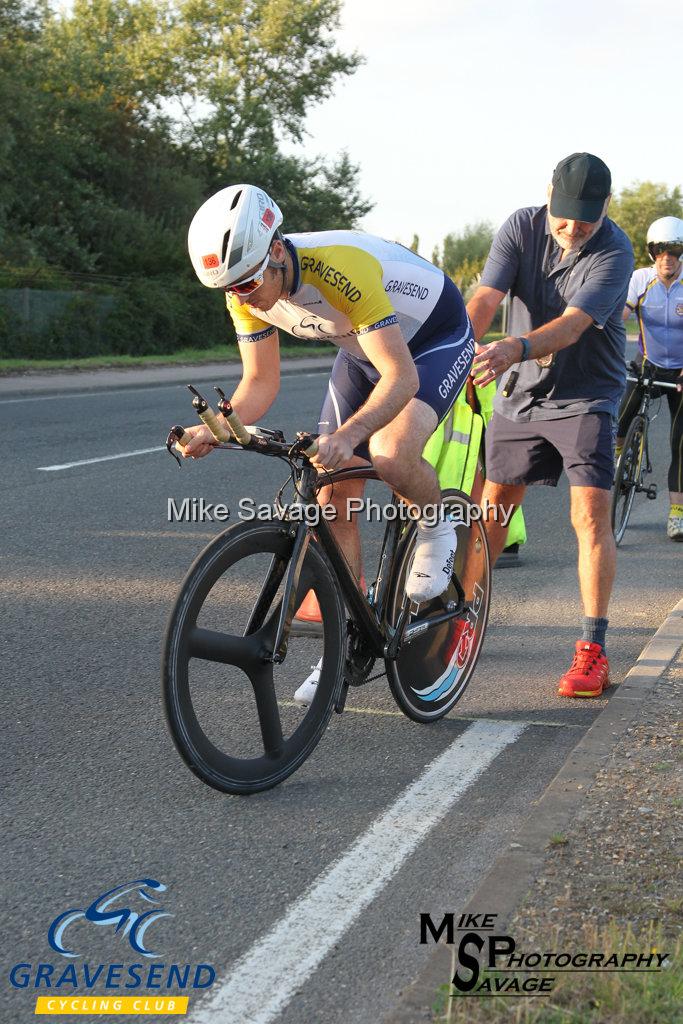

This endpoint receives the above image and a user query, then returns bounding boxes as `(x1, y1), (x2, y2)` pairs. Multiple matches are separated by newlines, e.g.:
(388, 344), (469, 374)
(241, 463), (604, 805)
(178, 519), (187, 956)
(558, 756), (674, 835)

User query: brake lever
(166, 425), (192, 467)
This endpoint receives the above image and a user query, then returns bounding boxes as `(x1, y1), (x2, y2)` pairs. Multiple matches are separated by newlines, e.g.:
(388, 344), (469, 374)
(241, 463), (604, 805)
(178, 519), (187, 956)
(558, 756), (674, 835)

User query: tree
(433, 221), (494, 293)
(1, 0), (369, 277)
(609, 182), (683, 267)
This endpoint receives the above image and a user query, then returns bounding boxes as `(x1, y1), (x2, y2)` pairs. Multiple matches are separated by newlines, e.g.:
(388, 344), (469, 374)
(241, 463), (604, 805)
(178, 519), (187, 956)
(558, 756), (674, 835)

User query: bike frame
(209, 442), (467, 665)
(624, 365), (679, 485)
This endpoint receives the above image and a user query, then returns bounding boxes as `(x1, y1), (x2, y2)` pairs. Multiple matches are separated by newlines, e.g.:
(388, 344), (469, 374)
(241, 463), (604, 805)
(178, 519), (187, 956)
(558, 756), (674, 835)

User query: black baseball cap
(549, 153), (611, 223)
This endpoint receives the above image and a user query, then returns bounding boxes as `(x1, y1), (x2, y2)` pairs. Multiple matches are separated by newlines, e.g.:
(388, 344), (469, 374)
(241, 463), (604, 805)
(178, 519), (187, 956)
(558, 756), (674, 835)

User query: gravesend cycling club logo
(9, 877), (216, 1017)
(48, 878), (171, 958)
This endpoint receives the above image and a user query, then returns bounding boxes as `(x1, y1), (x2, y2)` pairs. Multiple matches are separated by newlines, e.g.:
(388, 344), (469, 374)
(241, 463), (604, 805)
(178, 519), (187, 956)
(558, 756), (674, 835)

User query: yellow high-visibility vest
(423, 383), (527, 547)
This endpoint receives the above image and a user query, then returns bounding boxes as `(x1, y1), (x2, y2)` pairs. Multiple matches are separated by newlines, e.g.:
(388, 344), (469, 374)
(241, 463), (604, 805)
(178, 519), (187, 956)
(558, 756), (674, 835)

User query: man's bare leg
(569, 486), (616, 618)
(480, 480), (527, 565)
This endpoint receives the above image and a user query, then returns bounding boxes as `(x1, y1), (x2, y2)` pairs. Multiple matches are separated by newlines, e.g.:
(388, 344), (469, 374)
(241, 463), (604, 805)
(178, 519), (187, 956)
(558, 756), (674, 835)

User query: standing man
(467, 153), (634, 698)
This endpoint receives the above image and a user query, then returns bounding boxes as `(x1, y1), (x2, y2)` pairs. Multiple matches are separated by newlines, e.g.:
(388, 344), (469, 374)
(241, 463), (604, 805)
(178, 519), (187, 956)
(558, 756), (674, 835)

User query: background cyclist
(617, 216), (683, 541)
(183, 184), (475, 701)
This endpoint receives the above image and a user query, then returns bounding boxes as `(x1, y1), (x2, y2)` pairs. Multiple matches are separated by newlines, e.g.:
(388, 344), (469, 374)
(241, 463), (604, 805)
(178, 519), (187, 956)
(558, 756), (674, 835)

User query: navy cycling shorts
(318, 321), (475, 459)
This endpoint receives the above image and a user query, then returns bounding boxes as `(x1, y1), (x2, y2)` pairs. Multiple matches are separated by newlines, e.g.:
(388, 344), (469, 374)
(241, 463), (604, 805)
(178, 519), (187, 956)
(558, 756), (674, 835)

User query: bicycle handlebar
(626, 374), (679, 390)
(166, 384), (319, 465)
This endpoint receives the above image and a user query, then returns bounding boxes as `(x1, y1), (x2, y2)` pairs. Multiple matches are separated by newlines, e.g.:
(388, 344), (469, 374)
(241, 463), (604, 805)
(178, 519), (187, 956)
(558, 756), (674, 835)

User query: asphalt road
(2, 362), (680, 1024)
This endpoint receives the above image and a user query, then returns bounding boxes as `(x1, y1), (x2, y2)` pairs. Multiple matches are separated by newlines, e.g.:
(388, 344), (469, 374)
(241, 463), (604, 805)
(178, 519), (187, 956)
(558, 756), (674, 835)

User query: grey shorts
(485, 411), (616, 490)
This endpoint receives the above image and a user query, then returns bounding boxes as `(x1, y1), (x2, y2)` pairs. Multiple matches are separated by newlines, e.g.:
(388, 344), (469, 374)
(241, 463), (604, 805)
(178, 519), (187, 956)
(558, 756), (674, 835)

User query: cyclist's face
(232, 267), (282, 310)
(654, 250), (682, 283)
(231, 239), (287, 311)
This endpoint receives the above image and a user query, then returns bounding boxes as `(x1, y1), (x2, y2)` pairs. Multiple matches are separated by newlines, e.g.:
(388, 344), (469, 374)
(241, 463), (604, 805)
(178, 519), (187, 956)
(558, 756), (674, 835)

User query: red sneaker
(557, 641), (610, 698)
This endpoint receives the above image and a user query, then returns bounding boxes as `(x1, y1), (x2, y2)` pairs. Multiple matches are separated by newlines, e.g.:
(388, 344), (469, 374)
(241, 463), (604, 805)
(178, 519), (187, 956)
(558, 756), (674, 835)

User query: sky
(284, 0), (682, 257)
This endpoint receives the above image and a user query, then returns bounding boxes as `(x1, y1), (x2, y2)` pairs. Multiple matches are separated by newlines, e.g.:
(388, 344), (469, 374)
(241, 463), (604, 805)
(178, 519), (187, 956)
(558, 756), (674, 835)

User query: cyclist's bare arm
(313, 322), (419, 471)
(183, 331), (281, 458)
(622, 305), (633, 321)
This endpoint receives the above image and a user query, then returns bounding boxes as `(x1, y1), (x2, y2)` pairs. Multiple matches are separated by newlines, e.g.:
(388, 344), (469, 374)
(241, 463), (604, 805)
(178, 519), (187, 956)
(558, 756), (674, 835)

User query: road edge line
(383, 596), (683, 1024)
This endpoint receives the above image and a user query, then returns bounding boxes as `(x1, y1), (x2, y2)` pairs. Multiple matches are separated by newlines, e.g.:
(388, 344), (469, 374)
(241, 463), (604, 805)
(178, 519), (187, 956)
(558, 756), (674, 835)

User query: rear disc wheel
(386, 490), (491, 723)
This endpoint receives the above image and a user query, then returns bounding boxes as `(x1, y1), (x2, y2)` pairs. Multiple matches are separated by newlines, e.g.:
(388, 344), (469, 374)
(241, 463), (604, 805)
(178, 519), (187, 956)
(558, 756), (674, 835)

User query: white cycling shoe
(293, 657), (322, 706)
(406, 519), (457, 604)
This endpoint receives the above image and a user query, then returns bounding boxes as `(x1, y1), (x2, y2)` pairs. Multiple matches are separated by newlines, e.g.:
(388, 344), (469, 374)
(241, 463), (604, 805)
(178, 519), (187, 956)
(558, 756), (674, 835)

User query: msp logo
(675, 302), (683, 316)
(48, 878), (171, 959)
(9, 876), (216, 1016)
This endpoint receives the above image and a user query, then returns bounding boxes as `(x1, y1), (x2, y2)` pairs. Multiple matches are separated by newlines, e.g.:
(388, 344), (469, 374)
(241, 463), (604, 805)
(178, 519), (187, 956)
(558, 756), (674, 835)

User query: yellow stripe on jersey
(226, 293), (275, 342)
(297, 245), (395, 333)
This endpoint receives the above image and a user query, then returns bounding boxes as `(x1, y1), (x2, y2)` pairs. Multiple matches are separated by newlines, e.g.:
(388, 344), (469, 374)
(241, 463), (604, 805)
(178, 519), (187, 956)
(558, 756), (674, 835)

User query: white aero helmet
(188, 184), (283, 288)
(646, 216), (683, 260)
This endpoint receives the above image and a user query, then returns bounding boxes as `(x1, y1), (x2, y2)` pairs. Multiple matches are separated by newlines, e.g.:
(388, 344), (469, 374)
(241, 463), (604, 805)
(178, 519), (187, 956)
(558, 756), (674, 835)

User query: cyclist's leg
(369, 320), (475, 601)
(662, 368), (683, 538)
(314, 351), (375, 578)
(663, 369), (683, 501)
(616, 376), (641, 448)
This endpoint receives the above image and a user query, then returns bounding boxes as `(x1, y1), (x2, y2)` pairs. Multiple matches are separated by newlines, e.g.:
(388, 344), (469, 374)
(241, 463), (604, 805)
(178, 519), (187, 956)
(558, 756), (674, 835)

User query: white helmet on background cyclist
(188, 184), (283, 289)
(646, 216), (683, 261)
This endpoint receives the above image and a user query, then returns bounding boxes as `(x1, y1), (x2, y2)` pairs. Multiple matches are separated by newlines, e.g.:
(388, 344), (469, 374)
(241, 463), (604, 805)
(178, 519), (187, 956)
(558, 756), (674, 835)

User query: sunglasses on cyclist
(649, 243), (683, 259)
(225, 251), (271, 296)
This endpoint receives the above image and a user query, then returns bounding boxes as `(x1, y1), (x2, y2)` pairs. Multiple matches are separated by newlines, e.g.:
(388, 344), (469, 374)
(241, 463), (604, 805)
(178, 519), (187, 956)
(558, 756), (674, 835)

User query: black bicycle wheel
(162, 521), (345, 794)
(611, 416), (645, 545)
(385, 489), (491, 723)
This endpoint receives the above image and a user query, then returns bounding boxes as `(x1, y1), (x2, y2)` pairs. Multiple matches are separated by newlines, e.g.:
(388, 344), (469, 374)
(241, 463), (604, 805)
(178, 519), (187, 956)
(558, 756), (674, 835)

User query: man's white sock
(406, 517), (457, 604)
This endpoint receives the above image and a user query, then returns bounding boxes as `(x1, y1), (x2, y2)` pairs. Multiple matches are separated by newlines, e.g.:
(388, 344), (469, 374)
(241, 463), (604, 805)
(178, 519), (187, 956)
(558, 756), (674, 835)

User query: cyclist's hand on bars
(677, 371), (683, 394)
(311, 431), (355, 472)
(179, 423), (217, 459)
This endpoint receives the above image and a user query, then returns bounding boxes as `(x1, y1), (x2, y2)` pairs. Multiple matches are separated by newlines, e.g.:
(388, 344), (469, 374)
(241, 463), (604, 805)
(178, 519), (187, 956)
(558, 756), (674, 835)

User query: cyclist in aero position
(617, 216), (683, 540)
(183, 185), (475, 701)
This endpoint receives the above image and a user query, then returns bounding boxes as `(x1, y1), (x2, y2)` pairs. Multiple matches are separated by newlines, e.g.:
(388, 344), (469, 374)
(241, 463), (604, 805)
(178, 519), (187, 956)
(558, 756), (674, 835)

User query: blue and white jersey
(626, 266), (683, 369)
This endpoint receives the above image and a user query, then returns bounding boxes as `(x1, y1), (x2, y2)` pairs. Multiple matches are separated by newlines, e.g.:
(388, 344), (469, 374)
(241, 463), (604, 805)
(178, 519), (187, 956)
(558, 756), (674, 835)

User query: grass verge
(433, 924), (682, 1024)
(0, 332), (523, 375)
(0, 343), (330, 374)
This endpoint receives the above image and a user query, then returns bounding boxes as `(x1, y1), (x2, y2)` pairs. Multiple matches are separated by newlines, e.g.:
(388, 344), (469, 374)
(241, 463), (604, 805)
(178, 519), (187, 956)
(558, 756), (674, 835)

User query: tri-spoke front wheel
(162, 522), (345, 794)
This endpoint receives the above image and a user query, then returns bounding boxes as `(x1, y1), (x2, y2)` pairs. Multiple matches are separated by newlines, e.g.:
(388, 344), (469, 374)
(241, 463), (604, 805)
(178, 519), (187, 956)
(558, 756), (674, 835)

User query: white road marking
(188, 719), (525, 1024)
(37, 446), (165, 471)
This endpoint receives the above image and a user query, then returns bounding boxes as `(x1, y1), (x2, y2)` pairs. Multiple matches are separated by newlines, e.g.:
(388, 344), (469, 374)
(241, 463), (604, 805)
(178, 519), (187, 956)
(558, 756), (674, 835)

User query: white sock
(406, 517), (457, 604)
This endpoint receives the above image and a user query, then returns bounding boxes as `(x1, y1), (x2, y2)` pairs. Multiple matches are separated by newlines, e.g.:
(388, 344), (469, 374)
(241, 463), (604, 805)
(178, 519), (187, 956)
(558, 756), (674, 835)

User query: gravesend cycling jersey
(626, 266), (683, 369)
(227, 230), (464, 353)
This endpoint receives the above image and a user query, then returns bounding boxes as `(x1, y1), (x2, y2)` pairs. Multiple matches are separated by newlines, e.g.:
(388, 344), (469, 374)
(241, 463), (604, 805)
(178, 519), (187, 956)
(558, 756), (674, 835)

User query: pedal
(646, 484), (658, 500)
(334, 680), (349, 714)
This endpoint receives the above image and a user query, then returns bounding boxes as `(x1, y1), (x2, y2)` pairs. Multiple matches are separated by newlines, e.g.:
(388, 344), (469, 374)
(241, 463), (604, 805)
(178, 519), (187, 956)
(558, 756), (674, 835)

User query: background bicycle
(611, 361), (679, 544)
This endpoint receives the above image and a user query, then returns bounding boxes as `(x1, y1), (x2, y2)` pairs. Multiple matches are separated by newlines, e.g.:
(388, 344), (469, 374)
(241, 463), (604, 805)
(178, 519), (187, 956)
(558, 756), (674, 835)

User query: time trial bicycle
(162, 387), (491, 795)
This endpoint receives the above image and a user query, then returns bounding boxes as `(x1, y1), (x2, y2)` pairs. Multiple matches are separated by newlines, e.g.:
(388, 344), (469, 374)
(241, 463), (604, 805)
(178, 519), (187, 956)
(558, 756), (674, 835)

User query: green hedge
(0, 277), (235, 359)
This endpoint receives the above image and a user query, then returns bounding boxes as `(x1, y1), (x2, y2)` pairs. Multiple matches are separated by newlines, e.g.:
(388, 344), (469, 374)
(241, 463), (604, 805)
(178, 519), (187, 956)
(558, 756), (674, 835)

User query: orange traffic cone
(294, 575), (367, 623)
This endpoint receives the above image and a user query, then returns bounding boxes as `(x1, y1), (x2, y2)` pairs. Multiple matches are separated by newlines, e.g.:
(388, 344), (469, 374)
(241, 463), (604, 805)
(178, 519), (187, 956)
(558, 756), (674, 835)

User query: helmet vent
(230, 190), (242, 210)
(221, 230), (231, 262)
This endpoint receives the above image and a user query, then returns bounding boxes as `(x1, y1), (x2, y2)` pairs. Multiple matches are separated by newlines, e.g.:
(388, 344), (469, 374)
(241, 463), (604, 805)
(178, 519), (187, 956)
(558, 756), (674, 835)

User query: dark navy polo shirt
(480, 206), (634, 421)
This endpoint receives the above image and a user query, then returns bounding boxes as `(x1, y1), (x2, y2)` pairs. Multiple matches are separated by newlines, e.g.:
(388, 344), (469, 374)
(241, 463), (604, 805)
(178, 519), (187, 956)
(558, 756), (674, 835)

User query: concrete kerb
(0, 355), (335, 396)
(384, 597), (683, 1024)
